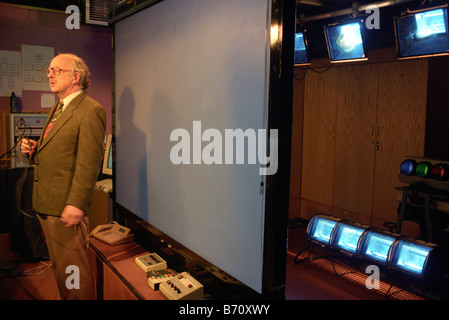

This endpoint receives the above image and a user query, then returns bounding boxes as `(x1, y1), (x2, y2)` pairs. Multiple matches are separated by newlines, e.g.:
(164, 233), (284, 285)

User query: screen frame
(394, 5), (449, 60)
(102, 134), (112, 176)
(110, 0), (294, 298)
(324, 19), (368, 63)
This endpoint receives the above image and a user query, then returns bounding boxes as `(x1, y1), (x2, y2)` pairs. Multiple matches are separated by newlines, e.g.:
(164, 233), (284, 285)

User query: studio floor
(0, 220), (431, 300)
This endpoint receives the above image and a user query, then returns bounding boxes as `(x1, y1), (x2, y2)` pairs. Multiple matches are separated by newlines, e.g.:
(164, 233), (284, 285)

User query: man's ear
(72, 71), (81, 86)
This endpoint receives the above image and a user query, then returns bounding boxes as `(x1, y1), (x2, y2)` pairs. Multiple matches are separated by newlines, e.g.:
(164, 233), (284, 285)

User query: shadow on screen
(116, 87), (148, 218)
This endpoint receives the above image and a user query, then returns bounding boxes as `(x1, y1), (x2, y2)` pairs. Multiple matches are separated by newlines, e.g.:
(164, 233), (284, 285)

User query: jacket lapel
(37, 92), (87, 152)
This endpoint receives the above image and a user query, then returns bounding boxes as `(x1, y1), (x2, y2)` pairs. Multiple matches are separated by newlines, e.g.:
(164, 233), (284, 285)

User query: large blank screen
(114, 0), (271, 293)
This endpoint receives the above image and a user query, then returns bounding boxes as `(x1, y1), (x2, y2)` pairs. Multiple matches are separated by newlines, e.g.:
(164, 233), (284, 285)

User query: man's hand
(60, 205), (85, 227)
(20, 138), (37, 156)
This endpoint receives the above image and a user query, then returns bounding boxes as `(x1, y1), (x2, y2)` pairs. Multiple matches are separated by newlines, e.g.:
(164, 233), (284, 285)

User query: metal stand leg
(396, 192), (408, 234)
(395, 188), (433, 242)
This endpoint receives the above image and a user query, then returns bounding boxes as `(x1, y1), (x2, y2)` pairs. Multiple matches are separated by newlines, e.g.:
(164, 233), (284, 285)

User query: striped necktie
(43, 100), (64, 138)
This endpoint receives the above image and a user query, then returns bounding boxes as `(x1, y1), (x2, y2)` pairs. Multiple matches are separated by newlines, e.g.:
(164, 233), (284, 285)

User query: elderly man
(21, 53), (106, 299)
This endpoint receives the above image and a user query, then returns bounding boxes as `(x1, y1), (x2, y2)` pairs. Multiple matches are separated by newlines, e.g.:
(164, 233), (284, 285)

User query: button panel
(135, 252), (167, 272)
(147, 268), (178, 290)
(159, 272), (204, 300)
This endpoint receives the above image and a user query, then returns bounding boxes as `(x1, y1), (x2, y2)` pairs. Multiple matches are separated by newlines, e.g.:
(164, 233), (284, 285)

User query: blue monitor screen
(395, 7), (449, 58)
(325, 21), (367, 62)
(331, 224), (365, 253)
(108, 145), (113, 169)
(294, 32), (310, 65)
(307, 216), (339, 245)
(359, 231), (396, 263)
(391, 240), (432, 276)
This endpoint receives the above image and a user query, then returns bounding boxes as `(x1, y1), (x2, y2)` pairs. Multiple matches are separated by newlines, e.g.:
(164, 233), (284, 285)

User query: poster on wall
(0, 50), (22, 97)
(21, 44), (54, 91)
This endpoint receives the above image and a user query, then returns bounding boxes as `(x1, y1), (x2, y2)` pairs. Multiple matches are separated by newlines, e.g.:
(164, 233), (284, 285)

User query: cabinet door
(301, 68), (339, 206)
(333, 64), (378, 220)
(372, 60), (428, 227)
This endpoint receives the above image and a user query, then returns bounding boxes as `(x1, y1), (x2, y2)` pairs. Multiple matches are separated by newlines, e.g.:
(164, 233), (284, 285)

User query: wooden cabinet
(371, 60), (428, 228)
(299, 59), (428, 230)
(301, 66), (338, 207)
(333, 64), (378, 222)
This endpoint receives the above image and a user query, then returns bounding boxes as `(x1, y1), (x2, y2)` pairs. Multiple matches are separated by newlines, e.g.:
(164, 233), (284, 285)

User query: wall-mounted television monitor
(394, 6), (449, 59)
(324, 20), (368, 63)
(294, 31), (311, 66)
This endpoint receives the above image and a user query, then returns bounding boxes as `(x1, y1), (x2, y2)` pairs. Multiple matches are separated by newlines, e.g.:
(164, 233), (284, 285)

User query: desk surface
(89, 235), (261, 300)
(89, 237), (165, 300)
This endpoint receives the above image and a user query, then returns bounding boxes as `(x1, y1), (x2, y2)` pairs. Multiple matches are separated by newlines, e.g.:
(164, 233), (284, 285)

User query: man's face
(47, 55), (80, 99)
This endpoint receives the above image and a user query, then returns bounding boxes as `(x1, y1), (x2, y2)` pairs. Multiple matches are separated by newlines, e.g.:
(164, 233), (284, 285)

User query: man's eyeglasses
(45, 67), (72, 76)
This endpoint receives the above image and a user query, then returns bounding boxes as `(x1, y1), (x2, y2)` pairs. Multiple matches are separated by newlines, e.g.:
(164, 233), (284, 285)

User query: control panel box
(159, 272), (204, 300)
(6, 113), (48, 168)
(135, 253), (167, 272)
(147, 268), (178, 290)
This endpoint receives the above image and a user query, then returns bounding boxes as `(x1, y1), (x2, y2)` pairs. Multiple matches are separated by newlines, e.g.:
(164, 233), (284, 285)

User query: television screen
(306, 215), (340, 245)
(294, 32), (310, 65)
(331, 223), (366, 253)
(358, 231), (396, 263)
(395, 6), (449, 59)
(324, 21), (367, 62)
(390, 240), (433, 276)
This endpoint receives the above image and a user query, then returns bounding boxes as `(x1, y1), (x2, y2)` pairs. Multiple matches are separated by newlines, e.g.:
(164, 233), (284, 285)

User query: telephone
(90, 221), (134, 246)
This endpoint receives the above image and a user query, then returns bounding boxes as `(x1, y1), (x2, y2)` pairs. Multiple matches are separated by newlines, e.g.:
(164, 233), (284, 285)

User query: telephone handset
(90, 221), (134, 246)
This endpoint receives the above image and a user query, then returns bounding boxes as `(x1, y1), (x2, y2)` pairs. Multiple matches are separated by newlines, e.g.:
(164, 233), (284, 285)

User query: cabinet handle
(376, 126), (380, 137)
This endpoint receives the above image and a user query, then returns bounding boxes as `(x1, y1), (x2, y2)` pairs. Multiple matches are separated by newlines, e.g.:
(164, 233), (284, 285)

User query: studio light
(400, 159), (417, 175)
(395, 5), (449, 60)
(430, 163), (449, 181)
(306, 214), (342, 246)
(358, 229), (398, 264)
(324, 19), (368, 63)
(330, 221), (368, 255)
(398, 157), (449, 192)
(415, 161), (432, 178)
(302, 214), (444, 288)
(389, 239), (436, 278)
(294, 31), (311, 66)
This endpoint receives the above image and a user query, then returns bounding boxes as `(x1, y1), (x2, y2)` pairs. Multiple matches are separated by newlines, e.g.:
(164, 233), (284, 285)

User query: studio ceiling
(2, 0), (447, 59)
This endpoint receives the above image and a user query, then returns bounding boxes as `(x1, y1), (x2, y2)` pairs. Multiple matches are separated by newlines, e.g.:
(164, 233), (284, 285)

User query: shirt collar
(60, 89), (83, 111)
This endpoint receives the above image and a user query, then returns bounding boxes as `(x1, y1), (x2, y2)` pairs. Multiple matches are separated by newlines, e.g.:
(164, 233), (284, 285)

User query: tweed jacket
(32, 91), (106, 216)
